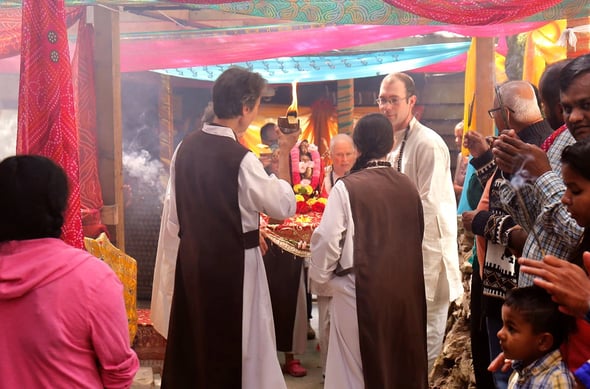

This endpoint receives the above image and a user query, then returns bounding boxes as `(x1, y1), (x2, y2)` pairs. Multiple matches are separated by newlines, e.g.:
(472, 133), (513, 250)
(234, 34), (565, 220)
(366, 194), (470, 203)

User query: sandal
(283, 359), (307, 377)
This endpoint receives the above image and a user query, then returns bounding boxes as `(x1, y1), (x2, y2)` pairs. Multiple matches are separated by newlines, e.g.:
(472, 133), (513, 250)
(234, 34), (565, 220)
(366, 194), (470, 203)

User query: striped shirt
(509, 349), (574, 389)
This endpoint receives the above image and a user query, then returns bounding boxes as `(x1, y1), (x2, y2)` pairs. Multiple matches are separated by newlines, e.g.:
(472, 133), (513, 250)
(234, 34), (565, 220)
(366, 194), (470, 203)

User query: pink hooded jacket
(0, 238), (138, 388)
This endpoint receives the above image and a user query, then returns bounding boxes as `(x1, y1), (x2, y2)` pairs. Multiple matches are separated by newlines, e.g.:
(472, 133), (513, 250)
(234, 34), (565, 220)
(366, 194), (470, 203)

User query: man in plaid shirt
(494, 54), (590, 280)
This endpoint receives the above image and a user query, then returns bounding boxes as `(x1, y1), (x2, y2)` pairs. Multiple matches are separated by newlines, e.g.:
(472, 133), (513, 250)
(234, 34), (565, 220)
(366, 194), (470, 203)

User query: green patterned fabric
(1, 1), (586, 26)
(212, 0), (589, 25)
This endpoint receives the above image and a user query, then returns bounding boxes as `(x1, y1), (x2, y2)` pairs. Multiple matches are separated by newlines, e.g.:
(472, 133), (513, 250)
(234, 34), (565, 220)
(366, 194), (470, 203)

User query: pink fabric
(17, 0), (83, 248)
(382, 0), (560, 25)
(0, 21), (548, 74)
(0, 238), (139, 388)
(117, 22), (547, 72)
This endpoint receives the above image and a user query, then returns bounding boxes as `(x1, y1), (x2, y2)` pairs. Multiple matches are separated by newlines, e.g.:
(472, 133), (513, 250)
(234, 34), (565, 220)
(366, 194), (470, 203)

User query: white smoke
(123, 149), (167, 200)
(509, 154), (535, 189)
(0, 110), (17, 161)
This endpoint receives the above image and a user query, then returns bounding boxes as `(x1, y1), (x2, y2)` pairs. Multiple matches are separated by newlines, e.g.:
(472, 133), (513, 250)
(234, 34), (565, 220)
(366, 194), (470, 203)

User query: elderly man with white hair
(320, 133), (357, 196)
(313, 133), (357, 377)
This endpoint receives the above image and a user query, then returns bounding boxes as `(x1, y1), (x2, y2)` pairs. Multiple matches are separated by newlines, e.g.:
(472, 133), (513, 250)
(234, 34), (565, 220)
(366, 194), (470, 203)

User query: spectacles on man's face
(376, 96), (408, 106)
(487, 106), (515, 119)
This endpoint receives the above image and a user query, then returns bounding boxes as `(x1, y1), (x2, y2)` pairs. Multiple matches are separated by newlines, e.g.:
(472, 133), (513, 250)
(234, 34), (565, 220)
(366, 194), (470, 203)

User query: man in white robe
(155, 67), (300, 388)
(379, 73), (464, 372)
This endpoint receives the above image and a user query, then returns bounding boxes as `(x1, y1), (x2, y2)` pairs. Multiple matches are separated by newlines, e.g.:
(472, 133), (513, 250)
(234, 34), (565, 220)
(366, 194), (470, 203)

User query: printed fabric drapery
(382, 0), (561, 25)
(17, 0), (83, 248)
(72, 10), (108, 239)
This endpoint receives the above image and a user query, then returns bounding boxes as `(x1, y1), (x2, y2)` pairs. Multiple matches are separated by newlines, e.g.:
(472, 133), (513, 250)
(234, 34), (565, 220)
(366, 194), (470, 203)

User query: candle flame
(287, 81), (298, 123)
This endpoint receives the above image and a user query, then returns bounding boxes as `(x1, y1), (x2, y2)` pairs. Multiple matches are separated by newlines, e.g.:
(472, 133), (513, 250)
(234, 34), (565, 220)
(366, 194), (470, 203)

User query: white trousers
(426, 263), (451, 374)
(317, 295), (332, 374)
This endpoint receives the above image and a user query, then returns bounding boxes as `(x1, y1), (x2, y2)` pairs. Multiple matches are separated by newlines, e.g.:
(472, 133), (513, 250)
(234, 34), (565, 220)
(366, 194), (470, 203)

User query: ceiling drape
(381, 0), (561, 25)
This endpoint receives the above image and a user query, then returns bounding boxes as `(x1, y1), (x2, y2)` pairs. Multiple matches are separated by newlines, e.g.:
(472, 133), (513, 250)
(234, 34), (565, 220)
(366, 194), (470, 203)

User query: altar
(263, 205), (324, 258)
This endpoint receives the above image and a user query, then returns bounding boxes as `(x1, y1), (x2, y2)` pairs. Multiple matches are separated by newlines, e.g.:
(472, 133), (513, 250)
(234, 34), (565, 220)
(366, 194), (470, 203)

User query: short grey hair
(500, 81), (542, 124)
(329, 133), (355, 153)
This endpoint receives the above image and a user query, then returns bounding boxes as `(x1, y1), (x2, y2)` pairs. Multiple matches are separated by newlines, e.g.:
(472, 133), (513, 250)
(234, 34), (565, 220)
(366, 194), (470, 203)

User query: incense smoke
(0, 110), (17, 161)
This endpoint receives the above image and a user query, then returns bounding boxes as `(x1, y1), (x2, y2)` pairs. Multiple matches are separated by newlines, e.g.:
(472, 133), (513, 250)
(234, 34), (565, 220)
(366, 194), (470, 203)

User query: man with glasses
(462, 80), (552, 389)
(378, 72), (463, 374)
(491, 54), (590, 376)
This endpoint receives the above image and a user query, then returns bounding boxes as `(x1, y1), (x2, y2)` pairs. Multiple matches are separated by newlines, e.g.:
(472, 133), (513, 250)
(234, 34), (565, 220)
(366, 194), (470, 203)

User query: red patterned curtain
(17, 0), (84, 248)
(382, 0), (561, 25)
(72, 10), (108, 239)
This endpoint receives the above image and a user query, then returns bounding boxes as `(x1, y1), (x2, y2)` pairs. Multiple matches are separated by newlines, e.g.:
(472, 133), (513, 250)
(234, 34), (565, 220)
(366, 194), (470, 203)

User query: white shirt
(388, 117), (463, 302)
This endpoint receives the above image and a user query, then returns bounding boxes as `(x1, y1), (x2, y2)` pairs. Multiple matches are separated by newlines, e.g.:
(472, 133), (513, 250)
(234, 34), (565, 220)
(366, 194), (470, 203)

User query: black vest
(162, 128), (254, 388)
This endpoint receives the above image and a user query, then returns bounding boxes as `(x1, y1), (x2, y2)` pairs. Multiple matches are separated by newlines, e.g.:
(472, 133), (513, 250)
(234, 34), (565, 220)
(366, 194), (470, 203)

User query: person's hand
(507, 227), (526, 258)
(277, 127), (301, 153)
(259, 153), (272, 168)
(488, 352), (511, 373)
(463, 130), (489, 158)
(518, 253), (590, 318)
(276, 128), (302, 183)
(461, 210), (478, 233)
(492, 131), (551, 177)
(259, 230), (269, 256)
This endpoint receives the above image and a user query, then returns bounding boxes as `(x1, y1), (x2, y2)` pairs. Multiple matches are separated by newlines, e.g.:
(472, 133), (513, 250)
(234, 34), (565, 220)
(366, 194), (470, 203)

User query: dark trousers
(470, 268), (495, 389)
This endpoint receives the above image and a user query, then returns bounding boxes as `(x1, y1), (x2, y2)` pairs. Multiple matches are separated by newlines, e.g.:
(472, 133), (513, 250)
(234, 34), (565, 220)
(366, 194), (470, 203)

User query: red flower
(311, 201), (325, 213)
(296, 201), (311, 214)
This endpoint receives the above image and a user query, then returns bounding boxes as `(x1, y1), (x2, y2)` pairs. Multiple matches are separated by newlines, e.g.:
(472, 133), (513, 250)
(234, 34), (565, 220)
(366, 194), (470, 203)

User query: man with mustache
(493, 53), (590, 373)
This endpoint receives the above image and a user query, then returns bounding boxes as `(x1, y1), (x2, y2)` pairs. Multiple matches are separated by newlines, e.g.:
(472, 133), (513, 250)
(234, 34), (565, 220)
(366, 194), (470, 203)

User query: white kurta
(151, 124), (295, 389)
(388, 117), (463, 302)
(388, 117), (463, 371)
(150, 147), (180, 338)
(310, 181), (361, 389)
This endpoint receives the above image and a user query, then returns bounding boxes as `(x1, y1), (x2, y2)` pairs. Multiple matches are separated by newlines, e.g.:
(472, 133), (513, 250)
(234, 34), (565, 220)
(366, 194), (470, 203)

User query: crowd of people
(2, 53), (590, 389)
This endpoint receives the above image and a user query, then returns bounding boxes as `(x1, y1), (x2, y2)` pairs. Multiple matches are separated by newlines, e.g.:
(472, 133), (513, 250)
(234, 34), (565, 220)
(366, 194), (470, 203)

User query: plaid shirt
(499, 129), (582, 287)
(509, 349), (574, 389)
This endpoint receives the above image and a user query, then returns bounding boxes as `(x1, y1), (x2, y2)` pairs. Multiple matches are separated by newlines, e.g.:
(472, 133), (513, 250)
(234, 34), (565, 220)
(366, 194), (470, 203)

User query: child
(561, 139), (590, 261)
(497, 286), (576, 388)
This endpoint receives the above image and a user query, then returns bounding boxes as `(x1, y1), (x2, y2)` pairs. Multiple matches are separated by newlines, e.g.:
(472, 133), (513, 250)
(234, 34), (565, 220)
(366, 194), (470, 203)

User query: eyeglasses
(376, 96), (408, 106)
(487, 106), (515, 119)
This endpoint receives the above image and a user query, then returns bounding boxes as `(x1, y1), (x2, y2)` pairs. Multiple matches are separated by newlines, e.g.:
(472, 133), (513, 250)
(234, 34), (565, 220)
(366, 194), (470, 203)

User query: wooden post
(566, 17), (590, 58)
(474, 37), (495, 138)
(93, 6), (125, 250)
(337, 79), (354, 134)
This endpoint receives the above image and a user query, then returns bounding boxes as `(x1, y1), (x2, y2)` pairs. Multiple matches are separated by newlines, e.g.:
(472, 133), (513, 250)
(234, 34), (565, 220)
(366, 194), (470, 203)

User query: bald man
(462, 80), (553, 388)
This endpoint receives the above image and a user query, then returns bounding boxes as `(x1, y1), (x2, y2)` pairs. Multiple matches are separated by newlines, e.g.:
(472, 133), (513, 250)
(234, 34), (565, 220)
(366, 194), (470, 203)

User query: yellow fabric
(462, 38), (508, 156)
(84, 233), (138, 345)
(462, 39), (477, 156)
(523, 20), (566, 87)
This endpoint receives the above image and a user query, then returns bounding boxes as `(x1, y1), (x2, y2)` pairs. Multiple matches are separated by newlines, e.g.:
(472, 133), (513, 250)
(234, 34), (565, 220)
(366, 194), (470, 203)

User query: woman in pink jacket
(0, 155), (139, 389)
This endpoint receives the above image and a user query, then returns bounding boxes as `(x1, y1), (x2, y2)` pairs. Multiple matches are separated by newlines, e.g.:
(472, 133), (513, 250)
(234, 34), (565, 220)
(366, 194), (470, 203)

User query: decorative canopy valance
(155, 41), (471, 83)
